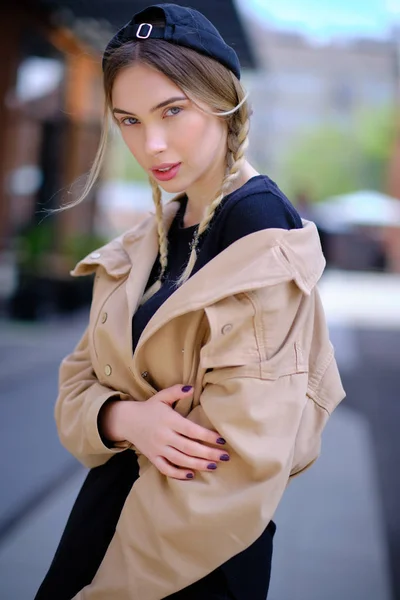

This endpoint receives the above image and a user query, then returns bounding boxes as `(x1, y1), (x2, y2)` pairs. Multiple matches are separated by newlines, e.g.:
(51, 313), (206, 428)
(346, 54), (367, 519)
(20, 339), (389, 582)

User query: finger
(175, 418), (226, 447)
(153, 456), (195, 481)
(164, 446), (221, 472)
(156, 384), (194, 407)
(170, 433), (230, 463)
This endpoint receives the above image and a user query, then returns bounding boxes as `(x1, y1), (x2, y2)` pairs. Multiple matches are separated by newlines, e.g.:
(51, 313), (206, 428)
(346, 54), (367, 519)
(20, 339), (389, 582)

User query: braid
(150, 176), (169, 279)
(176, 113), (250, 287)
(139, 176), (169, 305)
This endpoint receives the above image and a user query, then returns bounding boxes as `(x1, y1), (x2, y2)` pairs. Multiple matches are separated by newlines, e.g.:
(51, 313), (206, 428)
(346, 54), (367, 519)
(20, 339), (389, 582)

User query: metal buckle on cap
(136, 23), (153, 39)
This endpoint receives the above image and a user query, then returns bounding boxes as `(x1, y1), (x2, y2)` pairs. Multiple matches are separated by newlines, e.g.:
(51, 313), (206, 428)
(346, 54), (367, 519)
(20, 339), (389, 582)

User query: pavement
(0, 310), (89, 541)
(0, 269), (399, 600)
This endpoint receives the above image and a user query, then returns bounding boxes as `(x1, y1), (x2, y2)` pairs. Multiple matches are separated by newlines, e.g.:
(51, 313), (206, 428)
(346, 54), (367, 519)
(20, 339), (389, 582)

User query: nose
(144, 125), (167, 156)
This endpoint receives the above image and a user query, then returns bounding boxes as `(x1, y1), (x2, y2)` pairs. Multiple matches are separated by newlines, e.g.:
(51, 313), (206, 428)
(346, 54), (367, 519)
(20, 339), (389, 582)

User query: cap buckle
(136, 23), (153, 39)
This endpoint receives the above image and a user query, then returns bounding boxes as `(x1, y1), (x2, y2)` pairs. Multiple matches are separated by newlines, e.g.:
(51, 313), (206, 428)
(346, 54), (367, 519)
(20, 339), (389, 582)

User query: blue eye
(120, 106), (182, 126)
(166, 106), (182, 117)
(121, 117), (138, 126)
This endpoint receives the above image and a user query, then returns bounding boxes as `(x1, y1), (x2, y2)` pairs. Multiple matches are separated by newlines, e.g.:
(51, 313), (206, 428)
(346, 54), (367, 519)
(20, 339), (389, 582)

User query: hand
(101, 385), (229, 480)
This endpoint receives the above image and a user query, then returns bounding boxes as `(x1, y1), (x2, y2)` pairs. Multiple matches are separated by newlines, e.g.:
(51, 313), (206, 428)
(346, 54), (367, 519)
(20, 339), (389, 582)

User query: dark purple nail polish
(220, 454), (230, 461)
(216, 437), (226, 445)
(182, 385), (193, 392)
(186, 473), (194, 479)
(207, 463), (217, 470)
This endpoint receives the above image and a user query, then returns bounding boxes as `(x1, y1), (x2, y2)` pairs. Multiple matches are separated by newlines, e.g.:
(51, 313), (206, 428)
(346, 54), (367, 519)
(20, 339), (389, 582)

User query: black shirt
(132, 174), (302, 352)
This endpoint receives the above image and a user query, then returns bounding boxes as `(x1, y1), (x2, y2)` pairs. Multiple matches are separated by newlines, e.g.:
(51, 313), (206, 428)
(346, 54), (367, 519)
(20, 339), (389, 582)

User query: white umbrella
(313, 190), (400, 232)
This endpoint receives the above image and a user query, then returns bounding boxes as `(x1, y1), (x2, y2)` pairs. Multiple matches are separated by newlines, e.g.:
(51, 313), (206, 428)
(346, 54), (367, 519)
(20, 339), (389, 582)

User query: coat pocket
(200, 294), (260, 371)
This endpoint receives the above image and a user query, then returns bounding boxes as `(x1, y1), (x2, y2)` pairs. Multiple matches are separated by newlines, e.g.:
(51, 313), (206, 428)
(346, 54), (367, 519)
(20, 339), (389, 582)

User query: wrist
(99, 397), (132, 443)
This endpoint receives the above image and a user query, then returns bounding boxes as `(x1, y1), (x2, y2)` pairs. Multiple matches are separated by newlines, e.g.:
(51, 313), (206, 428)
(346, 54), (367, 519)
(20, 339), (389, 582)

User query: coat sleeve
(73, 370), (308, 600)
(73, 280), (346, 600)
(55, 327), (132, 469)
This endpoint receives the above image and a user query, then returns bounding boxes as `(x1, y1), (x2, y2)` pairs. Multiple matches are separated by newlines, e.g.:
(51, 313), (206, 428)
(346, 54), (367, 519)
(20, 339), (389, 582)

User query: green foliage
(15, 222), (108, 275)
(15, 222), (54, 271)
(354, 106), (397, 188)
(281, 106), (397, 202)
(61, 233), (109, 264)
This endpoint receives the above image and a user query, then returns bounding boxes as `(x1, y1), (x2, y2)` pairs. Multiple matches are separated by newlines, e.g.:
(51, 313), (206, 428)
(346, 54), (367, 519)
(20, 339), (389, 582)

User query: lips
(151, 162), (181, 182)
(151, 162), (180, 173)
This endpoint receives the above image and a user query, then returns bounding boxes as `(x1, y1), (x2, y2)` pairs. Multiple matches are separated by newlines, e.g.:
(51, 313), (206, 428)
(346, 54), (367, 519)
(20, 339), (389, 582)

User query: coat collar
(70, 196), (182, 279)
(71, 196), (325, 347)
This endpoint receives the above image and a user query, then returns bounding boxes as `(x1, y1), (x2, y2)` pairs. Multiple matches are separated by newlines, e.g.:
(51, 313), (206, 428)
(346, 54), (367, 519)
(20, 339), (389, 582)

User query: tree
(280, 106), (397, 203)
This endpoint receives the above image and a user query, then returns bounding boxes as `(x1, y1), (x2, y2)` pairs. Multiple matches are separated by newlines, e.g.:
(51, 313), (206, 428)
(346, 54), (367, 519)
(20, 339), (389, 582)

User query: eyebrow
(112, 96), (188, 116)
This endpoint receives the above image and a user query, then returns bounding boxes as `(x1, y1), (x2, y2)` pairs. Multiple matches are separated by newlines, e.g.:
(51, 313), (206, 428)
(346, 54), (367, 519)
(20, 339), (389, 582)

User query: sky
(237, 0), (400, 40)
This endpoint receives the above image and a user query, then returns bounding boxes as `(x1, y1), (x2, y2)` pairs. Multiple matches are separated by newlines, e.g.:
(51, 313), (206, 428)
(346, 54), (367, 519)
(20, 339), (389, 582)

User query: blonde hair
(61, 15), (251, 304)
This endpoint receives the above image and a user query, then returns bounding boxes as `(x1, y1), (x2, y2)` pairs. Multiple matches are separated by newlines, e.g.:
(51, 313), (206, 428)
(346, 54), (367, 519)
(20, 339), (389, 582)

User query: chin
(158, 178), (188, 196)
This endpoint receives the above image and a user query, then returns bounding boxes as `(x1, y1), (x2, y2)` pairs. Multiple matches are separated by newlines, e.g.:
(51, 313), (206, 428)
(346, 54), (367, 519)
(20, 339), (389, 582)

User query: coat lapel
(133, 222), (324, 358)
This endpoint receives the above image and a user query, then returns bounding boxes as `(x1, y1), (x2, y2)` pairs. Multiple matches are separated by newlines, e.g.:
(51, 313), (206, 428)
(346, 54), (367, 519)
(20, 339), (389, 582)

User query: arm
(74, 369), (307, 600)
(74, 282), (345, 600)
(55, 327), (132, 469)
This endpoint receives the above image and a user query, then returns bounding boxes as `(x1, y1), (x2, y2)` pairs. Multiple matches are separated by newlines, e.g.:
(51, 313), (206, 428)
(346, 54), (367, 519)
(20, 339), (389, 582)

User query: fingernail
(220, 454), (230, 461)
(182, 385), (193, 392)
(216, 438), (226, 445)
(207, 463), (217, 470)
(186, 473), (194, 479)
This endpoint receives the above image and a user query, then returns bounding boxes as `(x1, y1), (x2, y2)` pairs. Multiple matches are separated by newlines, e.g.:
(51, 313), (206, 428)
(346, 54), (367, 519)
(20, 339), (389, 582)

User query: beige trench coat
(56, 197), (345, 599)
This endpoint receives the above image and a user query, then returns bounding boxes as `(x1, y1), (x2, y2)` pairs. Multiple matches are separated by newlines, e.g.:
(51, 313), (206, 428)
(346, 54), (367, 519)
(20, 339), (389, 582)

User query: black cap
(102, 3), (241, 80)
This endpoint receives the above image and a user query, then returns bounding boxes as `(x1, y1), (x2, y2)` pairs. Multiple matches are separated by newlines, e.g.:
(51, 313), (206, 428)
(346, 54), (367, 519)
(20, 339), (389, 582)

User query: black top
(132, 174), (302, 352)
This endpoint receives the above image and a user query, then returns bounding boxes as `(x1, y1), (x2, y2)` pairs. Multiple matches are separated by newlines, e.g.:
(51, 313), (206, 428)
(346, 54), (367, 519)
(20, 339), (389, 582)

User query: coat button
(104, 365), (112, 376)
(101, 312), (108, 324)
(221, 323), (233, 335)
(91, 252), (101, 259)
(141, 371), (148, 379)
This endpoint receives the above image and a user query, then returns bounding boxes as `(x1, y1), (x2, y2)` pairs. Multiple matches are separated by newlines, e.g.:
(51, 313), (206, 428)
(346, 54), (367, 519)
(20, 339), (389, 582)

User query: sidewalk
(0, 309), (89, 542)
(318, 269), (400, 330)
(0, 269), (398, 600)
(0, 408), (391, 600)
(0, 309), (89, 383)
(0, 404), (393, 600)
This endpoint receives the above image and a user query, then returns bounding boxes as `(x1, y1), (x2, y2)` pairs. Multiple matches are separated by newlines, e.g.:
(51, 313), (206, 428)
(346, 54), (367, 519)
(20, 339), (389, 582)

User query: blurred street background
(0, 1), (400, 599)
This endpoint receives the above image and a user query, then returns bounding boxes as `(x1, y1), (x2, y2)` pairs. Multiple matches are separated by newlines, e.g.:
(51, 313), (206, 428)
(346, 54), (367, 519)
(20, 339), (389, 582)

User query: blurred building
(243, 20), (397, 178)
(0, 0), (256, 315)
(0, 0), (255, 246)
(384, 26), (400, 272)
(0, 2), (106, 254)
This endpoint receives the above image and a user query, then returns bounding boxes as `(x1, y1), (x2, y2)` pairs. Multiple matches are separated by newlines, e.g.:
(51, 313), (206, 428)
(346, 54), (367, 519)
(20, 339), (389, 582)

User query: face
(111, 62), (228, 197)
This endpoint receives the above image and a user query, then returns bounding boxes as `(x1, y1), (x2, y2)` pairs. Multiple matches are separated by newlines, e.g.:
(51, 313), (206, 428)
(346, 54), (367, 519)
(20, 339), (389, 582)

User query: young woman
(35, 4), (345, 600)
